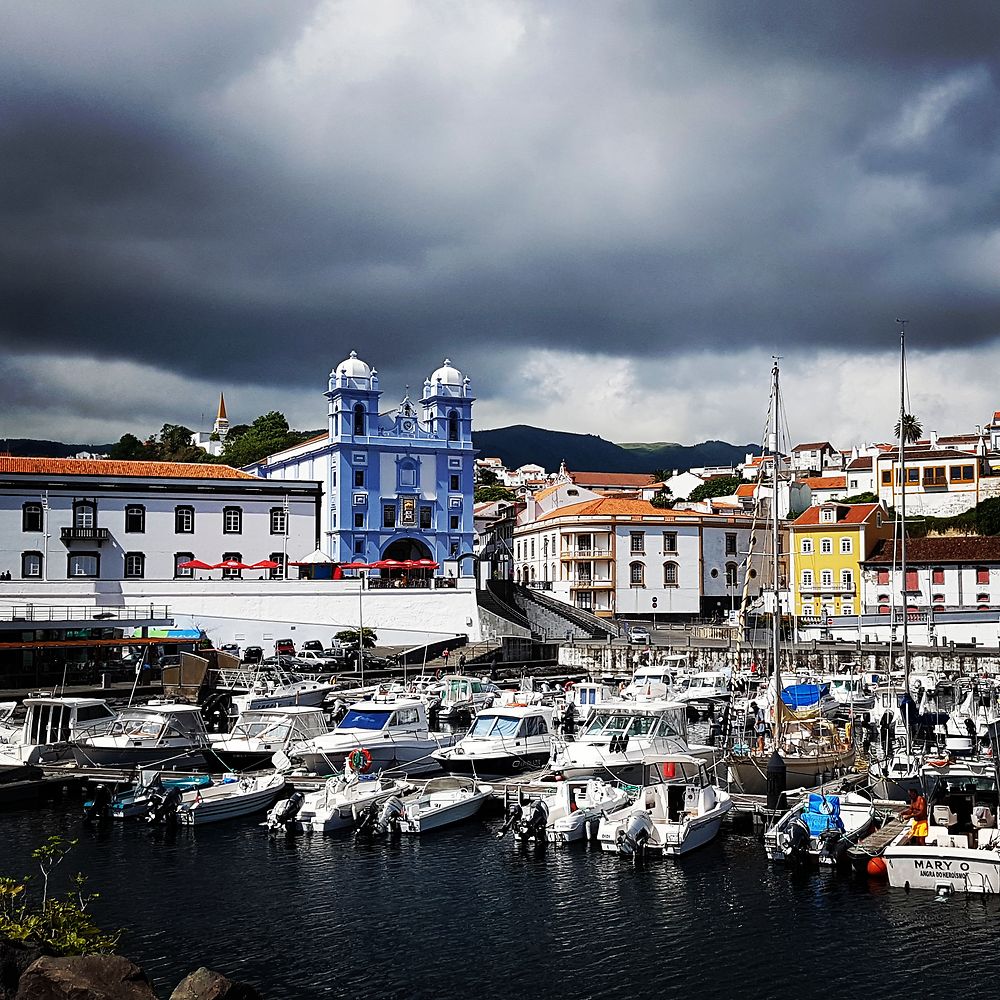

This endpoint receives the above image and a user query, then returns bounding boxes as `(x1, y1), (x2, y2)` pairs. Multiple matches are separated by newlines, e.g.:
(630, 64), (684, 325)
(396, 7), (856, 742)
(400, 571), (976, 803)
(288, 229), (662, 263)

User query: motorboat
(548, 699), (716, 785)
(207, 707), (330, 771)
(435, 676), (500, 719)
(672, 670), (732, 718)
(395, 776), (492, 834)
(564, 682), (617, 721)
(212, 665), (337, 723)
(71, 703), (211, 770)
(0, 697), (117, 766)
(883, 759), (1000, 893)
(827, 674), (875, 716)
(499, 777), (632, 845)
(621, 655), (688, 701)
(765, 791), (875, 865)
(597, 756), (732, 857)
(289, 696), (458, 776)
(84, 771), (215, 821)
(149, 772), (286, 827)
(432, 705), (554, 778)
(267, 769), (415, 834)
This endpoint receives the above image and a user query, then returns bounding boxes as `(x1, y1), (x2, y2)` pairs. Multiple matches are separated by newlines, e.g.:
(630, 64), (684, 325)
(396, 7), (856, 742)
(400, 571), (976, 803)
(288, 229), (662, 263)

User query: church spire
(217, 392), (228, 421)
(213, 392), (230, 438)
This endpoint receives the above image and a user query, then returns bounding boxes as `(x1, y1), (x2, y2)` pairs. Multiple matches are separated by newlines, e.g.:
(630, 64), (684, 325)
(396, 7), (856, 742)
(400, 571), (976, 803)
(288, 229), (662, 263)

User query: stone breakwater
(0, 939), (261, 1000)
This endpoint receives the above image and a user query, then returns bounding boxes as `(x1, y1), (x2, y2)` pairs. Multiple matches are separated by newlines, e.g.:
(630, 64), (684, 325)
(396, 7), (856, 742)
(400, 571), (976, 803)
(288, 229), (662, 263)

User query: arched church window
(448, 409), (459, 442)
(353, 404), (365, 436)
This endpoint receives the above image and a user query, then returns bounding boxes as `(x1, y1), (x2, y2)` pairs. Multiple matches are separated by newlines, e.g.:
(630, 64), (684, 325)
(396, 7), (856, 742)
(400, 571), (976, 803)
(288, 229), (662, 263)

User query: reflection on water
(3, 797), (998, 1000)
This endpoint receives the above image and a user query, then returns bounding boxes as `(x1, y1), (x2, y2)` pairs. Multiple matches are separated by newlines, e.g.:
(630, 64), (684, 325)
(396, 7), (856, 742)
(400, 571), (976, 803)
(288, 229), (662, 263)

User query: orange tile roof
(802, 476), (846, 490)
(0, 457), (258, 480)
(735, 484), (757, 497)
(566, 471), (657, 487)
(792, 441), (834, 452)
(792, 502), (881, 527)
(536, 497), (746, 522)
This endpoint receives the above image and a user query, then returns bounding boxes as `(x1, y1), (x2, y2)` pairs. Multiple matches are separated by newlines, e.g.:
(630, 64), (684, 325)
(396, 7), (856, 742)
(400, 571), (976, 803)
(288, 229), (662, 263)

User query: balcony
(800, 583), (855, 594)
(560, 549), (613, 560)
(570, 579), (614, 589)
(60, 527), (111, 545)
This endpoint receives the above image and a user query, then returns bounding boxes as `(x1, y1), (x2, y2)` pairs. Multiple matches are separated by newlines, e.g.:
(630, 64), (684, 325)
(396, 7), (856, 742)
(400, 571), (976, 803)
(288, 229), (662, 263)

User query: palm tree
(894, 413), (922, 445)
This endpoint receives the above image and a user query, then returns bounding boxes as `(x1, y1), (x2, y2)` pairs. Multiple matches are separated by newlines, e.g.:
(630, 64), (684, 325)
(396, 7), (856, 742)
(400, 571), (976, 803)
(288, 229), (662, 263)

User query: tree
(334, 627), (378, 649)
(109, 433), (151, 461)
(688, 475), (742, 502)
(894, 413), (923, 445)
(157, 423), (210, 463)
(839, 491), (878, 505)
(649, 487), (674, 509)
(650, 469), (670, 483)
(219, 411), (312, 468)
(474, 484), (517, 503)
(476, 466), (499, 486)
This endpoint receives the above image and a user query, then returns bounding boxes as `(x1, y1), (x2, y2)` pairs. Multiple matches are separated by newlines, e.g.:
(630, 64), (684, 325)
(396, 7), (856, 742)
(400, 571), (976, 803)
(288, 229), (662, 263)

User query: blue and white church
(249, 352), (476, 573)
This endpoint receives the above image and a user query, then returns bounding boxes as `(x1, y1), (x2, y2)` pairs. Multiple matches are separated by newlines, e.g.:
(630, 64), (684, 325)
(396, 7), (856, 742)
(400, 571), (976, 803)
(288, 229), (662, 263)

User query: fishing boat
(597, 756), (732, 857)
(883, 758), (1000, 893)
(71, 703), (211, 770)
(289, 696), (458, 776)
(155, 773), (286, 826)
(432, 704), (554, 778)
(765, 791), (875, 865)
(85, 772), (215, 821)
(0, 697), (117, 766)
(207, 706), (330, 771)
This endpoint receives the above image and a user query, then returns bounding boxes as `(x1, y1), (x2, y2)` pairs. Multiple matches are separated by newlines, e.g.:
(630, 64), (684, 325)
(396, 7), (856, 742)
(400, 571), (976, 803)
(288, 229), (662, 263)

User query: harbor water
(1, 799), (996, 999)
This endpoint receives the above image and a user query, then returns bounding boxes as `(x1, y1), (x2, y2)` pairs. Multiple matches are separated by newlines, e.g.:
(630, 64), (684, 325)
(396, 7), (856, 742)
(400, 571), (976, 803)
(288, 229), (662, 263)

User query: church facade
(248, 352), (475, 571)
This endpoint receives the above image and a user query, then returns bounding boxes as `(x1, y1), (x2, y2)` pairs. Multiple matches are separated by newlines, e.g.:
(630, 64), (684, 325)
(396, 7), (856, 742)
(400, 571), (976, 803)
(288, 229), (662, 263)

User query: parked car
(242, 646), (263, 664)
(296, 650), (339, 669)
(219, 643), (241, 659)
(627, 626), (651, 645)
(275, 639), (296, 656)
(300, 640), (324, 653)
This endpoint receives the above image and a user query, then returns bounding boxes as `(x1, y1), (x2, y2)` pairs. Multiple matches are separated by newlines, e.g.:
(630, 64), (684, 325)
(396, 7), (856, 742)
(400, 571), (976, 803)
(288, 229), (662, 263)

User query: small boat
(0, 697), (117, 766)
(498, 777), (632, 845)
(672, 670), (732, 718)
(154, 772), (286, 826)
(84, 771), (215, 821)
(267, 769), (414, 834)
(765, 791), (875, 865)
(432, 705), (554, 778)
(356, 776), (491, 837)
(827, 674), (876, 716)
(597, 756), (732, 857)
(435, 676), (500, 719)
(207, 706), (330, 771)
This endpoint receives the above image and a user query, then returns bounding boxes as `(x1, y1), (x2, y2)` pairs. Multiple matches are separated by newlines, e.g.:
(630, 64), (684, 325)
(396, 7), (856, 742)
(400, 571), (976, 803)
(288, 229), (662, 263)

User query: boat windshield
(584, 712), (669, 739)
(232, 718), (292, 742)
(111, 715), (163, 738)
(445, 680), (469, 701)
(468, 715), (521, 739)
(338, 709), (391, 731)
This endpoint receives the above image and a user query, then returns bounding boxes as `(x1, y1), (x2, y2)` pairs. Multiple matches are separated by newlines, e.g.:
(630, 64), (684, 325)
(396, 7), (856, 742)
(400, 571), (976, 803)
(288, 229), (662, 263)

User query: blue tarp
(780, 683), (829, 708)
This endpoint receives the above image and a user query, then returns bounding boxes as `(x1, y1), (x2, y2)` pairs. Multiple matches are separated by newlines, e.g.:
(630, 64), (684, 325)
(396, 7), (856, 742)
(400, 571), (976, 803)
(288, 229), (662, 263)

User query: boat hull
(176, 778), (284, 826)
(295, 737), (455, 777)
(399, 793), (487, 834)
(728, 749), (855, 796)
(435, 751), (550, 779)
(884, 844), (1000, 894)
(72, 744), (209, 771)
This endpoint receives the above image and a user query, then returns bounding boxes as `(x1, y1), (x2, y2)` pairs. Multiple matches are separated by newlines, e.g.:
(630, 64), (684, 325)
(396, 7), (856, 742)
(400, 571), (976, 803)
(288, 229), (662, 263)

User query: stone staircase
(490, 581), (619, 642)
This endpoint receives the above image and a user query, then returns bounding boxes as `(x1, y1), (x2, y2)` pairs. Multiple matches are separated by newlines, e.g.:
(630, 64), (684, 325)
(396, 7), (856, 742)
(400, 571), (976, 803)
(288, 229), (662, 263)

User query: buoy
(867, 856), (888, 878)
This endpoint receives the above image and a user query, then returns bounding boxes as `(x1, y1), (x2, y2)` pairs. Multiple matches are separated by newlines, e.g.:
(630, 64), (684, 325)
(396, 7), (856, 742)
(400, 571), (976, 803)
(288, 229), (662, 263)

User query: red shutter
(877, 569), (889, 586)
(904, 570), (918, 591)
(977, 567), (990, 585)
(931, 568), (944, 585)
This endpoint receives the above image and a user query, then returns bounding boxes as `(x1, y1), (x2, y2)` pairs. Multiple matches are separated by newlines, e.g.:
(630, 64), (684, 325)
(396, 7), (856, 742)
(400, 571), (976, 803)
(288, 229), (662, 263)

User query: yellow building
(790, 501), (892, 620)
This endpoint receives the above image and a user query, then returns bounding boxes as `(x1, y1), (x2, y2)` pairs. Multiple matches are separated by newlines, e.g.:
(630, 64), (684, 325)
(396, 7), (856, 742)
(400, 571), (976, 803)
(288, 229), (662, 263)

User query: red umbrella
(339, 562), (372, 570)
(177, 559), (214, 570)
(371, 559), (404, 570)
(413, 559), (439, 569)
(251, 560), (280, 569)
(213, 559), (251, 570)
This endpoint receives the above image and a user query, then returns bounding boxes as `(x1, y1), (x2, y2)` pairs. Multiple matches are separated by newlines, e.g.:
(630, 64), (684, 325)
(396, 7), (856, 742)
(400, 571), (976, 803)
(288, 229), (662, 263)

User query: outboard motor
(616, 812), (652, 858)
(514, 799), (549, 843)
(817, 828), (847, 866)
(779, 816), (811, 861)
(146, 786), (182, 825)
(330, 700), (349, 726)
(83, 783), (112, 825)
(355, 796), (404, 840)
(496, 802), (523, 840)
(268, 791), (305, 833)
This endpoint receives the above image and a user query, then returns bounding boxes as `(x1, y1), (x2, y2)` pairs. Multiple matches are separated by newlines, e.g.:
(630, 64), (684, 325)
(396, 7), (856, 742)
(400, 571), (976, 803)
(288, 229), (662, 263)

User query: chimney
(929, 430), (938, 448)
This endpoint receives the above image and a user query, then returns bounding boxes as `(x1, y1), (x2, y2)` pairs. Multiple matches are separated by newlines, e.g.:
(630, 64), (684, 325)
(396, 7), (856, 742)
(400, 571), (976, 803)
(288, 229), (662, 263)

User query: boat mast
(897, 319), (911, 751)
(770, 358), (782, 741)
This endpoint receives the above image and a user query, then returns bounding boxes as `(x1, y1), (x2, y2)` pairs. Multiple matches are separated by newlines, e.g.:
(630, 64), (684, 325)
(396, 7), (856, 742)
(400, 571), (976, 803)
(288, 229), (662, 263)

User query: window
(663, 531), (677, 554)
(398, 462), (418, 488)
(22, 503), (43, 532)
(841, 569), (853, 589)
(270, 507), (287, 535)
(175, 506), (194, 533)
(881, 469), (892, 485)
(223, 507), (242, 534)
(801, 538), (813, 554)
(450, 474), (460, 491)
(951, 465), (974, 481)
(530, 539), (535, 559)
(976, 567), (990, 585)
(124, 552), (145, 578)
(21, 551), (42, 578)
(630, 561), (645, 587)
(931, 567), (945, 585)
(821, 507), (835, 523)
(174, 552), (195, 578)
(68, 552), (99, 578)
(268, 553), (286, 580)
(124, 505), (145, 533)
(842, 604), (854, 617)
(400, 497), (416, 526)
(923, 466), (946, 486)
(383, 505), (396, 529)
(354, 538), (365, 554)
(906, 468), (919, 484)
(664, 561), (678, 586)
(840, 537), (852, 554)
(354, 513), (364, 529)
(821, 569), (833, 587)
(630, 532), (645, 554)
(450, 515), (459, 531)
(516, 542), (521, 561)
(802, 603), (814, 618)
(420, 506), (432, 529)
(353, 404), (365, 436)
(221, 552), (242, 579)
(725, 562), (738, 587)
(448, 409), (459, 442)
(801, 570), (813, 588)
(73, 501), (96, 529)
(542, 537), (549, 558)
(450, 541), (459, 558)
(354, 470), (365, 488)
(933, 593), (945, 604)
(877, 568), (889, 586)
(725, 533), (737, 555)
(820, 538), (833, 554)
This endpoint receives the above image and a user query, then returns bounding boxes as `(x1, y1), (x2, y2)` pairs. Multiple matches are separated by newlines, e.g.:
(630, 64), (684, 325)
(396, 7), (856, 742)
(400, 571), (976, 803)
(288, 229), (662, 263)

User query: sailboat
(727, 359), (855, 795)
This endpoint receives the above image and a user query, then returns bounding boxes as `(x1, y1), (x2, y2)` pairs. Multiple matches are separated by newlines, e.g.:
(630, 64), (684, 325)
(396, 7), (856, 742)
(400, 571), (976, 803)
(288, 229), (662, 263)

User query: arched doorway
(382, 538), (433, 561)
(378, 537), (436, 587)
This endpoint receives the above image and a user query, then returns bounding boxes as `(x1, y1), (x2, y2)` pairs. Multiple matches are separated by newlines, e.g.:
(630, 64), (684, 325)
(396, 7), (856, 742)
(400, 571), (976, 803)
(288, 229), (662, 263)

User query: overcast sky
(2, 1), (999, 453)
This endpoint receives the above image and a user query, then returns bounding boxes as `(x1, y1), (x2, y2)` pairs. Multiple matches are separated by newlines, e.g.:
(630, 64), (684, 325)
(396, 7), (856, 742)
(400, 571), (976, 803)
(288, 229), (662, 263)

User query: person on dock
(900, 788), (928, 844)
(751, 702), (767, 753)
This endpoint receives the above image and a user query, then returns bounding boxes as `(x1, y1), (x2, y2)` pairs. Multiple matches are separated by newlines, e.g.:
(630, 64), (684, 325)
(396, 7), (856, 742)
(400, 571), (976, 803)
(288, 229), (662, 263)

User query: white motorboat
(214, 666), (337, 720)
(208, 707), (330, 771)
(672, 670), (732, 717)
(548, 699), (716, 785)
(289, 696), (458, 776)
(435, 676), (500, 719)
(498, 777), (632, 845)
(396, 775), (492, 834)
(565, 682), (617, 721)
(71, 703), (211, 770)
(166, 772), (285, 826)
(597, 756), (732, 857)
(0, 697), (117, 766)
(267, 769), (415, 834)
(87, 772), (214, 821)
(883, 759), (1000, 894)
(827, 674), (876, 716)
(765, 791), (875, 865)
(432, 705), (554, 778)
(621, 655), (688, 701)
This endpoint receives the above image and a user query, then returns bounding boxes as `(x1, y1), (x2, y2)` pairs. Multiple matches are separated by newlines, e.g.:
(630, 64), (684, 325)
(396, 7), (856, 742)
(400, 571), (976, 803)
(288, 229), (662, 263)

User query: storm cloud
(1, 1), (999, 448)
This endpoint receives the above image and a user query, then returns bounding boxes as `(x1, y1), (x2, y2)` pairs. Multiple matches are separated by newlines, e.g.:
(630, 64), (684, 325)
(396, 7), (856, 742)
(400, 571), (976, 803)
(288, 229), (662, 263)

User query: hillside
(472, 425), (756, 475)
(0, 438), (116, 458)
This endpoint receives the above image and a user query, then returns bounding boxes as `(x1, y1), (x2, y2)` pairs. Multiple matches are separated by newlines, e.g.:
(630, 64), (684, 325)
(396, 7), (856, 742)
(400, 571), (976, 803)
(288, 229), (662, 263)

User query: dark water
(2, 797), (996, 1000)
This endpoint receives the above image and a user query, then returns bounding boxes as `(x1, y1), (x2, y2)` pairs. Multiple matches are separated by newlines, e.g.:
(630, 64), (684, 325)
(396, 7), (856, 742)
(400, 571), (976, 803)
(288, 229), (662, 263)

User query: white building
(191, 394), (231, 458)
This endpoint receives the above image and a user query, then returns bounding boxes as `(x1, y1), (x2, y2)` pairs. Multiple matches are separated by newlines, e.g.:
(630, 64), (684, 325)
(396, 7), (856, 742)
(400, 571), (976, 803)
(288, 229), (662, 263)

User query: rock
(169, 968), (261, 1000)
(0, 940), (53, 1000)
(15, 954), (156, 1000)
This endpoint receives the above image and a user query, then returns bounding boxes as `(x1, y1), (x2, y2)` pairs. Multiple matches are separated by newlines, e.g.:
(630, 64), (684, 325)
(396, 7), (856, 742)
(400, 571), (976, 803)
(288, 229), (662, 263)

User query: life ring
(929, 757), (951, 768)
(347, 748), (373, 774)
(564, 681), (574, 693)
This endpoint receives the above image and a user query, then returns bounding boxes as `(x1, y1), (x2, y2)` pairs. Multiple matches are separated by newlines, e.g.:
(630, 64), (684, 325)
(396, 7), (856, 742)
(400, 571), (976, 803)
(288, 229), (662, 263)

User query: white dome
(430, 358), (463, 385)
(336, 350), (372, 378)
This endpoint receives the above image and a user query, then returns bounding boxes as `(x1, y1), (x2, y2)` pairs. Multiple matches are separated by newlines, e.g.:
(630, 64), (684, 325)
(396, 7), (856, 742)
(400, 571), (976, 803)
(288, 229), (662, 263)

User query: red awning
(177, 559), (214, 570)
